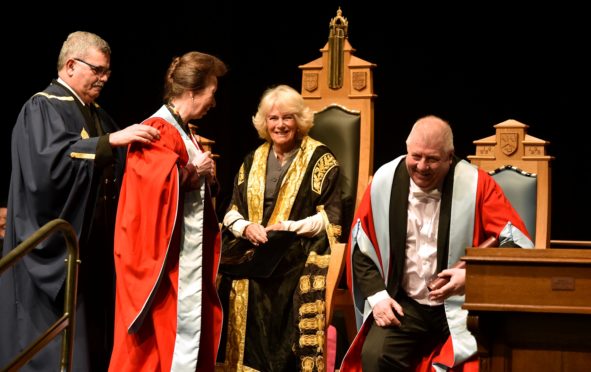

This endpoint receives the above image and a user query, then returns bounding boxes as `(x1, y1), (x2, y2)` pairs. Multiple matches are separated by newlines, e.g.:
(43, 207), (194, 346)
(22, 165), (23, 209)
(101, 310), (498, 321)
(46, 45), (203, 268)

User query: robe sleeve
(113, 118), (188, 331)
(13, 94), (98, 300)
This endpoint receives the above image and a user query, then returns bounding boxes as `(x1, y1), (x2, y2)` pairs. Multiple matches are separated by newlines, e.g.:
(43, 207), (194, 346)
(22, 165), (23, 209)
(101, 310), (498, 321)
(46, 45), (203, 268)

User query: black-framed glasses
(74, 58), (111, 77)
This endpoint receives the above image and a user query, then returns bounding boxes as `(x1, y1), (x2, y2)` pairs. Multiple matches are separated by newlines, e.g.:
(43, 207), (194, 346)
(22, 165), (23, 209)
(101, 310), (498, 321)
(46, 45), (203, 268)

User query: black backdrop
(2, 2), (589, 241)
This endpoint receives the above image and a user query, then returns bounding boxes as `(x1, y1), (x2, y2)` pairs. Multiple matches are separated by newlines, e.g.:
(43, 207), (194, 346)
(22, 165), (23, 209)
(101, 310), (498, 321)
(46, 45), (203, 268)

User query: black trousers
(361, 292), (450, 371)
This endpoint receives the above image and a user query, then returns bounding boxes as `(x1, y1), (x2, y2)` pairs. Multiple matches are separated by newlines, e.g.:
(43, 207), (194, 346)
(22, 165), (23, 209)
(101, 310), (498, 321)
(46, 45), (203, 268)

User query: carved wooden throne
(299, 7), (377, 370)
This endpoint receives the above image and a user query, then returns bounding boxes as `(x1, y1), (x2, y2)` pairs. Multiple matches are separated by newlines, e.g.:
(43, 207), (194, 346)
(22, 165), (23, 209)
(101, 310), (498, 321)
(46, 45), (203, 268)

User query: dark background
(2, 2), (589, 240)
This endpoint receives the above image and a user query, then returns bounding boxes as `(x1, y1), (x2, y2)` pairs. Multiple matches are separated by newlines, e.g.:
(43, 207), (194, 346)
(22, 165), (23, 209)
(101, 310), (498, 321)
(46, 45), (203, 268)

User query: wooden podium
(463, 248), (591, 371)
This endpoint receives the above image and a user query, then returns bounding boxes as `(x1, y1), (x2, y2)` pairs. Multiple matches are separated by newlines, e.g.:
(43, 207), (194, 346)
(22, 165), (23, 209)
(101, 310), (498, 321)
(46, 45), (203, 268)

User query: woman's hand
(179, 164), (199, 190)
(193, 151), (215, 180)
(265, 222), (285, 232)
(243, 223), (268, 246)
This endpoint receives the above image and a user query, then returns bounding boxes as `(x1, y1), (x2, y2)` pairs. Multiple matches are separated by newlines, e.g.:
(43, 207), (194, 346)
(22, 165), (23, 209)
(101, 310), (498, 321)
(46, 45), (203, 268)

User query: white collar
(57, 77), (86, 106)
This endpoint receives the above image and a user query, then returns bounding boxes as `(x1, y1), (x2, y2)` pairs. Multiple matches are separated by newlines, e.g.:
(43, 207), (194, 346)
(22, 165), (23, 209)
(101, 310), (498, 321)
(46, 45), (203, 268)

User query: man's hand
(428, 267), (466, 302)
(109, 124), (160, 147)
(372, 298), (404, 327)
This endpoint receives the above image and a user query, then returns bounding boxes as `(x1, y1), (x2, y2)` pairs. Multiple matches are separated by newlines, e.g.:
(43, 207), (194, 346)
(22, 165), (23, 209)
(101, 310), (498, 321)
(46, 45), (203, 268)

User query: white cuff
(282, 213), (325, 237)
(367, 290), (390, 308)
(231, 219), (252, 238)
(223, 209), (252, 238)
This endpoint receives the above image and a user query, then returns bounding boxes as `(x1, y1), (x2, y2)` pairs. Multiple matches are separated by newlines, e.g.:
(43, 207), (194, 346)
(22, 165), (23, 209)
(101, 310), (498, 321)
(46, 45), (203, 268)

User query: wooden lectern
(463, 248), (591, 371)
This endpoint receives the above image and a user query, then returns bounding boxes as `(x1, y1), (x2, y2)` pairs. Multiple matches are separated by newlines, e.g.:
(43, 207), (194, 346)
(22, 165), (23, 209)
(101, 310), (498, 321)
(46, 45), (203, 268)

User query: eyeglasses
(74, 58), (111, 77)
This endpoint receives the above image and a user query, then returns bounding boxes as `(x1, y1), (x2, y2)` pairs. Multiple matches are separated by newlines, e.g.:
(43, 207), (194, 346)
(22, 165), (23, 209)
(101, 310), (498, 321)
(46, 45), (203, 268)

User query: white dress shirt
(367, 179), (443, 308)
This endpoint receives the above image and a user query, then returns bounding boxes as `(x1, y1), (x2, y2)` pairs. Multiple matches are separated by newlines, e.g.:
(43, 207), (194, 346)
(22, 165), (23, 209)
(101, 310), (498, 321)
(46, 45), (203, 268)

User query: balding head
(406, 115), (454, 153)
(405, 115), (455, 191)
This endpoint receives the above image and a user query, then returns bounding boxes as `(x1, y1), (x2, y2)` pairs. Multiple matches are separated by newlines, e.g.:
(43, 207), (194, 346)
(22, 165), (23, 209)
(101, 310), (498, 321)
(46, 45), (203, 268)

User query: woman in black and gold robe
(216, 85), (342, 372)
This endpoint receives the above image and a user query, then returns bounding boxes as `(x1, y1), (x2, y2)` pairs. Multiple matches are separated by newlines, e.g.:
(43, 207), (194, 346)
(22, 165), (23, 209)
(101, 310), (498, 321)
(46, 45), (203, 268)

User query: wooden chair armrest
(325, 242), (346, 325)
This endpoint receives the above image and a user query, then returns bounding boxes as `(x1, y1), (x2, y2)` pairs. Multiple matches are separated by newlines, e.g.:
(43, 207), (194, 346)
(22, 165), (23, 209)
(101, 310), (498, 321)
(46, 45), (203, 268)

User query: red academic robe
(109, 106), (221, 371)
(340, 156), (532, 372)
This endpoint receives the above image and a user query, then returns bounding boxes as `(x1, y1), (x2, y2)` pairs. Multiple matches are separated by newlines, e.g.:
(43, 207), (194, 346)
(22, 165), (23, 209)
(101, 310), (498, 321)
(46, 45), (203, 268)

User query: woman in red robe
(109, 51), (227, 372)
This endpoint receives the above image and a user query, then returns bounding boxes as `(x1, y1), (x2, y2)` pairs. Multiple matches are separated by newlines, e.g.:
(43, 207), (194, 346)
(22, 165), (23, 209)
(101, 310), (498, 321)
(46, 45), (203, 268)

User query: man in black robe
(0, 31), (159, 372)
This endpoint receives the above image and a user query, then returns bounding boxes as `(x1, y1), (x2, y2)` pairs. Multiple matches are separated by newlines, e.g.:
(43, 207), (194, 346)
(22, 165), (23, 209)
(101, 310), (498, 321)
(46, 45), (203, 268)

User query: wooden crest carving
(477, 145), (494, 156)
(500, 133), (518, 156)
(303, 73), (318, 92)
(352, 71), (366, 91)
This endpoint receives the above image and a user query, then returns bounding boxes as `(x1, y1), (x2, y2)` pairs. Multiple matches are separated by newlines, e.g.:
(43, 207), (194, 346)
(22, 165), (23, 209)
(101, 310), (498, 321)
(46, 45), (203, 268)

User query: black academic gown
(0, 80), (125, 372)
(216, 137), (342, 372)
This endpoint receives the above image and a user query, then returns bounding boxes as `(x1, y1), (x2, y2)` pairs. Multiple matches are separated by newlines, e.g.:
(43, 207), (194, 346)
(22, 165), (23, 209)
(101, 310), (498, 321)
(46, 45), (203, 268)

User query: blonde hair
(251, 85), (313, 142)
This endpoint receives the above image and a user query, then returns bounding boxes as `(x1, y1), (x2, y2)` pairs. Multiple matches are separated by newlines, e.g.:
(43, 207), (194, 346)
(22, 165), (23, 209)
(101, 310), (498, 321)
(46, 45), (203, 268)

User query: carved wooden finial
(329, 7), (348, 38)
(328, 8), (349, 89)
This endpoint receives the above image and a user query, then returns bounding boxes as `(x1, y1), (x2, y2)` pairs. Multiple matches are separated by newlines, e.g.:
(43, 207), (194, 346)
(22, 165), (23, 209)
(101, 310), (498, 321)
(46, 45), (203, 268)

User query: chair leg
(341, 305), (358, 344)
(334, 288), (357, 344)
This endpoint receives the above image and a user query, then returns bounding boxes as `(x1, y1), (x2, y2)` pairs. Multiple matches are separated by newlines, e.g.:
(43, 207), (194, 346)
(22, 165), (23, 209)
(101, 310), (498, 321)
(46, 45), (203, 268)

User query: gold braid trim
(223, 279), (249, 370)
(247, 144), (270, 224)
(301, 355), (325, 372)
(299, 313), (326, 331)
(298, 331), (325, 349)
(316, 206), (341, 246)
(237, 163), (245, 185)
(329, 223), (342, 240)
(312, 275), (326, 291)
(305, 251), (330, 268)
(299, 275), (311, 293)
(311, 152), (338, 195)
(69, 152), (95, 160)
(34, 92), (75, 101)
(299, 300), (325, 316)
(301, 357), (315, 372)
(269, 136), (321, 224)
(299, 275), (326, 294)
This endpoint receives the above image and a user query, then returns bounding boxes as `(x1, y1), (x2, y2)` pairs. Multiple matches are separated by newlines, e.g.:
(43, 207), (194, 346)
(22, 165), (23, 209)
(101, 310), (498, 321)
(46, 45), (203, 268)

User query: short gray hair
(57, 31), (111, 71)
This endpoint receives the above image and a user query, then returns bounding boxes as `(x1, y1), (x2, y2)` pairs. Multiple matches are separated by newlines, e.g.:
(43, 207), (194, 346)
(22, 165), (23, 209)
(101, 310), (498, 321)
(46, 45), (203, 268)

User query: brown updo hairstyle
(163, 51), (227, 102)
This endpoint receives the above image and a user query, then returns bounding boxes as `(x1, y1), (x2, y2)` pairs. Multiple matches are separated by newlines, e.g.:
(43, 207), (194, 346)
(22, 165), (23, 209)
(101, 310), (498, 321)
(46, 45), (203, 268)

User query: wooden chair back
(468, 119), (553, 248)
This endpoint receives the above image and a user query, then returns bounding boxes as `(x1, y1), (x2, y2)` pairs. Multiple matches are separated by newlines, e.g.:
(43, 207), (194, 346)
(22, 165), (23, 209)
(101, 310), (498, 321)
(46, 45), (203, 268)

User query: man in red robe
(341, 116), (533, 371)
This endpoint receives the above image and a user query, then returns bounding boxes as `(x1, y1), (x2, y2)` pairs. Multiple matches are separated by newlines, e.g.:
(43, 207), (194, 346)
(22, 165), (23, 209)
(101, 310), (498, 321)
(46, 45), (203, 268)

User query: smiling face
(405, 116), (454, 191)
(266, 105), (298, 153)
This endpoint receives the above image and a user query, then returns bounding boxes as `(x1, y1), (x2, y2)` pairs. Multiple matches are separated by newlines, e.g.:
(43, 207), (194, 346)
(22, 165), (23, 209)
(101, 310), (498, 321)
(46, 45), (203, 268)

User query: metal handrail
(0, 219), (80, 372)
